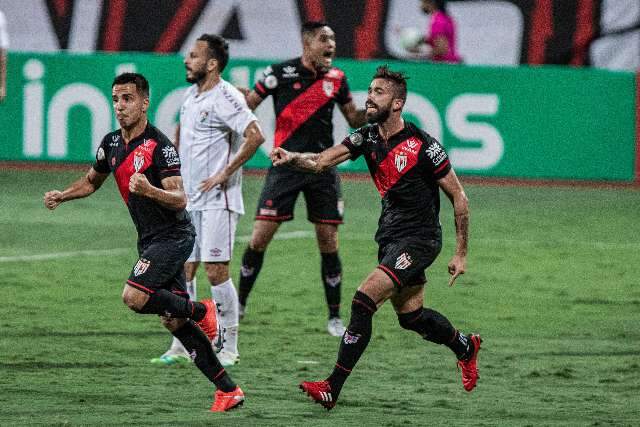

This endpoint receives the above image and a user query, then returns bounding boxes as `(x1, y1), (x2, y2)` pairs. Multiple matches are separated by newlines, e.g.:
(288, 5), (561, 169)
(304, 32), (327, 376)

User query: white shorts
(188, 209), (240, 263)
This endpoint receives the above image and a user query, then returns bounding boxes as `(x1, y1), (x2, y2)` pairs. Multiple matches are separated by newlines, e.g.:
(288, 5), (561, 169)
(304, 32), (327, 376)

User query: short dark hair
(112, 73), (149, 98)
(197, 34), (229, 72)
(372, 65), (408, 103)
(301, 21), (329, 36)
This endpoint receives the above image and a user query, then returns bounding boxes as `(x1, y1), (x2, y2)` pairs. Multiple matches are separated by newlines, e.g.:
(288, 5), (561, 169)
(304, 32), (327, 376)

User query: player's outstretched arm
(43, 167), (109, 210)
(437, 168), (469, 286)
(238, 89), (263, 111)
(129, 174), (187, 211)
(339, 100), (367, 128)
(199, 120), (266, 192)
(271, 144), (351, 174)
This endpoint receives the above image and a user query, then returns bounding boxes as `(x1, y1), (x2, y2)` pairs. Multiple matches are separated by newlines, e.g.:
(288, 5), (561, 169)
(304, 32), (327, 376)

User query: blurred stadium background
(0, 1), (638, 425)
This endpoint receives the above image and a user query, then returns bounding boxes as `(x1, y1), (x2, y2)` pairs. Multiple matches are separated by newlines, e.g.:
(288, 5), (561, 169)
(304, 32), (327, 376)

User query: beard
(186, 68), (206, 84)
(365, 104), (391, 124)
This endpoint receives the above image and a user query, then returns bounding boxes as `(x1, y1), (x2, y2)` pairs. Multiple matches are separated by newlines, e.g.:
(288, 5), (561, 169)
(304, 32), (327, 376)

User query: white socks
(212, 278), (239, 355)
(186, 278), (197, 301)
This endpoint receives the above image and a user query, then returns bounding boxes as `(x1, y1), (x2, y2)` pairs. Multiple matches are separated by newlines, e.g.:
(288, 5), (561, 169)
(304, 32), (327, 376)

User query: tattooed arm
(270, 145), (352, 174)
(438, 168), (469, 286)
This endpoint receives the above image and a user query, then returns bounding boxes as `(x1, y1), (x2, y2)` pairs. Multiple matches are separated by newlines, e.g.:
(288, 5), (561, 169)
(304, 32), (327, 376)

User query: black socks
(173, 321), (236, 392)
(327, 291), (377, 397)
(138, 288), (206, 321)
(321, 252), (342, 318)
(238, 246), (265, 307)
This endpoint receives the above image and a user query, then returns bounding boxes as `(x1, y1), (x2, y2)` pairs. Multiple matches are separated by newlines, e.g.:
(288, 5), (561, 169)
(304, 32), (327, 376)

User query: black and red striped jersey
(341, 121), (451, 245)
(254, 57), (352, 153)
(93, 123), (193, 243)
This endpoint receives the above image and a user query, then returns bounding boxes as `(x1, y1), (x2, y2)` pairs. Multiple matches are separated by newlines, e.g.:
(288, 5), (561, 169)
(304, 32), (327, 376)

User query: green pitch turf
(1, 168), (638, 426)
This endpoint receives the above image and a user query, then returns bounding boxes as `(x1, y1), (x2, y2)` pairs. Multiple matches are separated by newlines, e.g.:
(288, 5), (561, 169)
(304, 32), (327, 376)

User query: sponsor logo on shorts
(343, 332), (360, 345)
(259, 208), (278, 216)
(133, 258), (151, 276)
(395, 252), (413, 270)
(337, 200), (345, 217)
(210, 248), (222, 257)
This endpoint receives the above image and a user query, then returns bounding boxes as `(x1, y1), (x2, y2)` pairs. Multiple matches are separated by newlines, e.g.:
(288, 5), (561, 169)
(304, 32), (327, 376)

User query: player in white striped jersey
(151, 34), (265, 368)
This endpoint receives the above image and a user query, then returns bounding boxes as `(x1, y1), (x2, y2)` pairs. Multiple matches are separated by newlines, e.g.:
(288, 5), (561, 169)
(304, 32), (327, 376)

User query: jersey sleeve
(153, 139), (182, 179)
(421, 135), (451, 179)
(92, 135), (110, 174)
(253, 65), (278, 99)
(218, 84), (258, 136)
(340, 128), (366, 160)
(335, 73), (353, 106)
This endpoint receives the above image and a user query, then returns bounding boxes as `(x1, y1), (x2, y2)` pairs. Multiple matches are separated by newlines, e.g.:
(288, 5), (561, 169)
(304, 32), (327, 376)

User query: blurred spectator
(408, 0), (462, 63)
(0, 9), (8, 102)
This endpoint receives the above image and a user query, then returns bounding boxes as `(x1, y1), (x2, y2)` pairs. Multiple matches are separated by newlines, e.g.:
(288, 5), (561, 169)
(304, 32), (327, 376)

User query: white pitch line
(296, 360), (320, 364)
(0, 230), (315, 263)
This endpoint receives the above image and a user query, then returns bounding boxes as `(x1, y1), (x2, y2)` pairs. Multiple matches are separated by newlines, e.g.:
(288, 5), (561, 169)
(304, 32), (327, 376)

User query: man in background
(153, 34), (265, 367)
(0, 8), (9, 102)
(238, 22), (366, 337)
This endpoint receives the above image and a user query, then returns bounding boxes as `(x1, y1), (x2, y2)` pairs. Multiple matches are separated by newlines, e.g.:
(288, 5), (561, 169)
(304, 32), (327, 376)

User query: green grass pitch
(1, 168), (638, 426)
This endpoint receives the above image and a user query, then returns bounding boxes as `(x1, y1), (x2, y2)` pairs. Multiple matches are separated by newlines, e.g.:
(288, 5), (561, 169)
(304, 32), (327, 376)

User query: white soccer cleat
(327, 317), (346, 337)
(217, 350), (240, 367)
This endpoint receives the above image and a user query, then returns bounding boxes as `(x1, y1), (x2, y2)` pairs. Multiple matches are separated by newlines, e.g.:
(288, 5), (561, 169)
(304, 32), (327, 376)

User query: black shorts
(255, 166), (343, 224)
(377, 238), (442, 288)
(126, 232), (195, 297)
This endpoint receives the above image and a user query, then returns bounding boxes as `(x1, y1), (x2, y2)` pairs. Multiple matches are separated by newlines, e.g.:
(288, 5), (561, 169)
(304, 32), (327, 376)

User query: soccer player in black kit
(271, 66), (482, 410)
(43, 73), (244, 412)
(237, 21), (366, 337)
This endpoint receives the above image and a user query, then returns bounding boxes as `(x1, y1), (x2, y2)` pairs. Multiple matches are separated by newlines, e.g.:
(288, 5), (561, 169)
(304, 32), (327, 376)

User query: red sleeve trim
(434, 159), (450, 175)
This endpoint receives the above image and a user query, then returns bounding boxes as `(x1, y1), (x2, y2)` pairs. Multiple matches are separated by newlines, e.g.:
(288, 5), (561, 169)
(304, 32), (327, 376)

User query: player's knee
(122, 286), (149, 313)
(122, 293), (144, 312)
(161, 316), (186, 332)
(397, 309), (423, 333)
(347, 291), (377, 331)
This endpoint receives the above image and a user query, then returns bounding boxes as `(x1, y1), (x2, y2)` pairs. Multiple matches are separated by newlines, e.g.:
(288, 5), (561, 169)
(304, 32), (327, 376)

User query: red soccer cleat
(299, 380), (336, 410)
(196, 299), (219, 342)
(457, 334), (482, 391)
(210, 386), (244, 412)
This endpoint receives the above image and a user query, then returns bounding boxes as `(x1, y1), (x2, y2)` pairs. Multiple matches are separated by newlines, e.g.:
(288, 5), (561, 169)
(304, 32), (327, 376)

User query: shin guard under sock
(397, 308), (470, 359)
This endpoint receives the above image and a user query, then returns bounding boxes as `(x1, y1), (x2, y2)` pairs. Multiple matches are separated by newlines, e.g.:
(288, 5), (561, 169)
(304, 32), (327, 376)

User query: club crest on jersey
(199, 110), (209, 123)
(395, 252), (413, 270)
(133, 258), (151, 276)
(322, 80), (334, 97)
(133, 153), (145, 172)
(395, 153), (407, 172)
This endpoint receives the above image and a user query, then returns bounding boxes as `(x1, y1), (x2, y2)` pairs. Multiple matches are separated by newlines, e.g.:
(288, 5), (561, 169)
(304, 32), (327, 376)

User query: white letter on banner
(47, 84), (111, 158)
(23, 59), (45, 157)
(446, 94), (503, 170)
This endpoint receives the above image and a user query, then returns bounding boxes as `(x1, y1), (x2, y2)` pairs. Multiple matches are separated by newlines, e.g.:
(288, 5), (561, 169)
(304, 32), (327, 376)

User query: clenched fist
(129, 172), (151, 195)
(44, 190), (64, 210)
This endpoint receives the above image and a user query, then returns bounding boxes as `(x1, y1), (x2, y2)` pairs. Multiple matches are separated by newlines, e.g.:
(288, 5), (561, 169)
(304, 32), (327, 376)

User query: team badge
(133, 153), (144, 172)
(97, 147), (105, 161)
(322, 80), (334, 97)
(395, 252), (413, 270)
(343, 332), (360, 344)
(265, 74), (278, 89)
(395, 153), (407, 172)
(349, 132), (363, 147)
(133, 258), (151, 276)
(199, 110), (209, 123)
